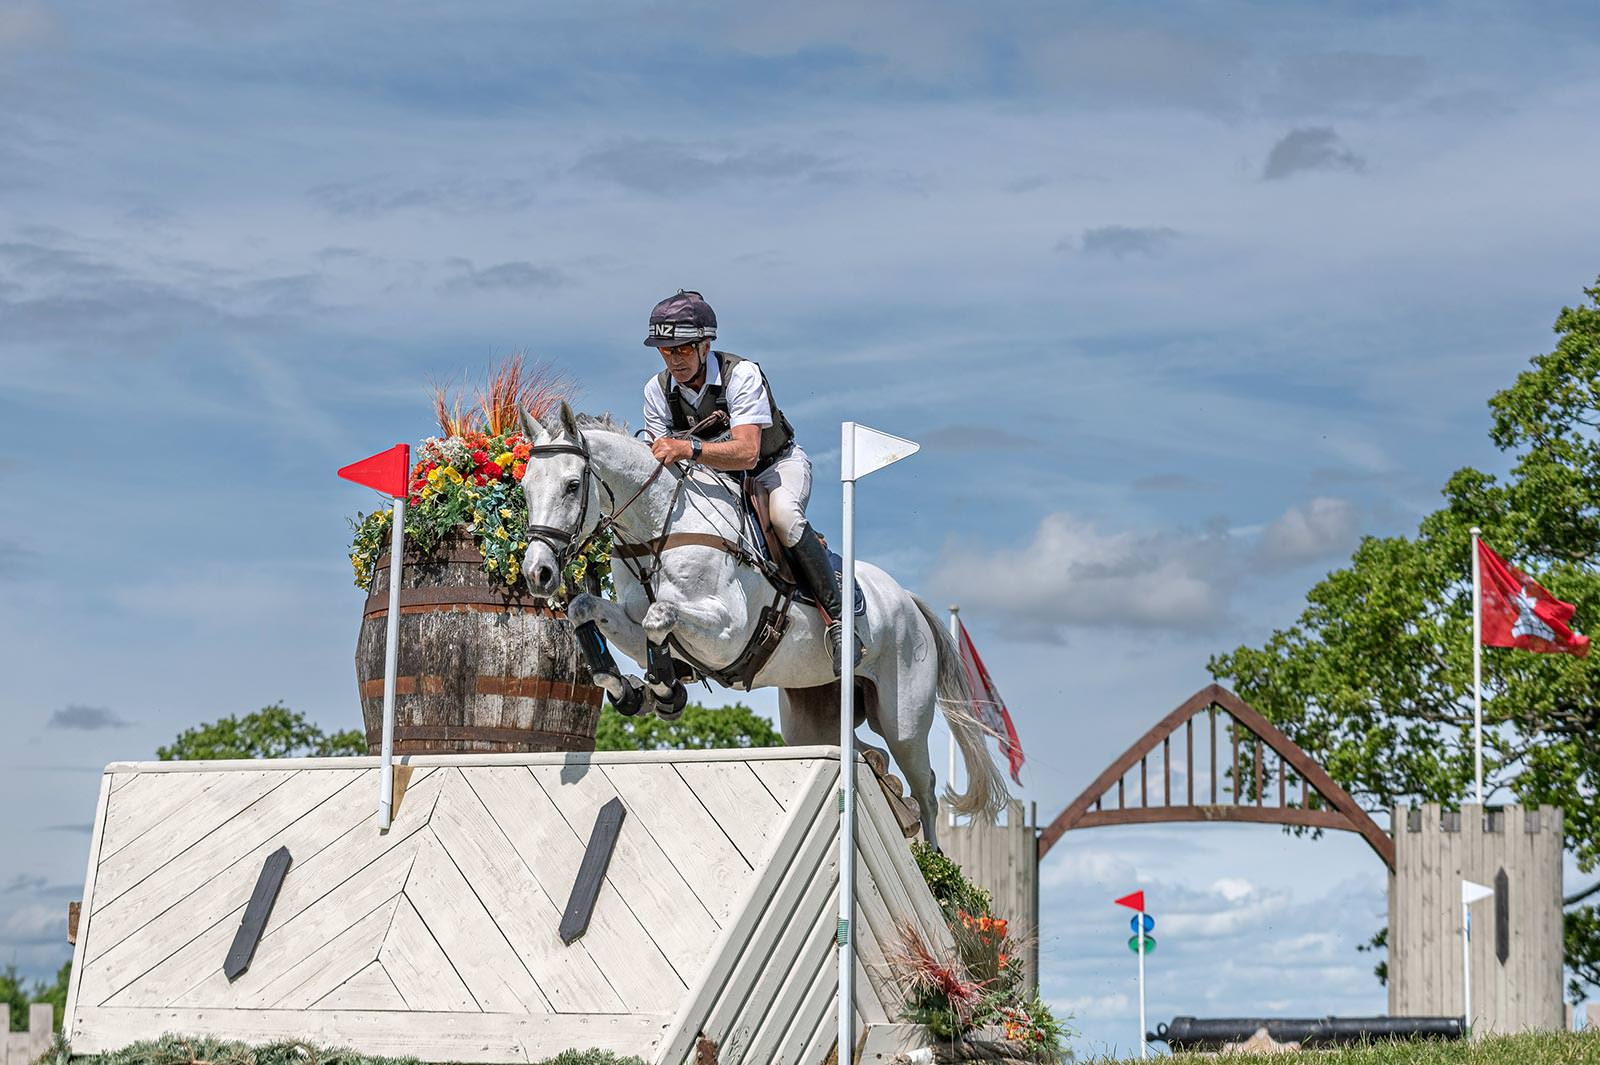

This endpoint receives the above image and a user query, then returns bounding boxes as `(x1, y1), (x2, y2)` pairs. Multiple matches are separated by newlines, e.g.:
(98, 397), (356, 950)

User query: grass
(1076, 1029), (1600, 1063)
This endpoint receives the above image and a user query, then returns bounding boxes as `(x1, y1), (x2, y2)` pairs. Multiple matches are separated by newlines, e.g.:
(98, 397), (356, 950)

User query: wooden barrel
(356, 530), (603, 754)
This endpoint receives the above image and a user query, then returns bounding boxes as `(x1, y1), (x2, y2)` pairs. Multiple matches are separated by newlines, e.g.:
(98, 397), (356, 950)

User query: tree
(1210, 278), (1600, 1000)
(594, 701), (782, 752)
(158, 702), (366, 761)
(1, 962), (68, 1032)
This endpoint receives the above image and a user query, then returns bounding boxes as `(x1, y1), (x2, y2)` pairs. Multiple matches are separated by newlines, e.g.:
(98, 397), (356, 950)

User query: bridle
(520, 410), (728, 584)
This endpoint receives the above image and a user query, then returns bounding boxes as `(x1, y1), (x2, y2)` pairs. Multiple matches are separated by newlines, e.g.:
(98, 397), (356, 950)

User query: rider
(641, 289), (859, 675)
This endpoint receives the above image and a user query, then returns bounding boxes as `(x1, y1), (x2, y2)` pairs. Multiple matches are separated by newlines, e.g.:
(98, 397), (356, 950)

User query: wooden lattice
(1037, 684), (1394, 870)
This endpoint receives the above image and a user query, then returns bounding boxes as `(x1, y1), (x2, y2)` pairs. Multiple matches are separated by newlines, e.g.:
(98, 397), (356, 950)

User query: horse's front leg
(569, 593), (649, 715)
(638, 596), (739, 719)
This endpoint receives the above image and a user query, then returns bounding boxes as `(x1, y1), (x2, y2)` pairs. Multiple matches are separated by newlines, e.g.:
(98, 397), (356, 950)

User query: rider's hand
(650, 436), (693, 465)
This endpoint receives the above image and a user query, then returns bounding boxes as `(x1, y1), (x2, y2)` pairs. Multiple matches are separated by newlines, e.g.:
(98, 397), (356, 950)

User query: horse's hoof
(650, 683), (689, 722)
(609, 676), (646, 717)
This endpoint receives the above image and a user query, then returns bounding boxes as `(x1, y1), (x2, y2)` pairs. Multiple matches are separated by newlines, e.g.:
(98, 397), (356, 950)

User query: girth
(613, 529), (795, 692)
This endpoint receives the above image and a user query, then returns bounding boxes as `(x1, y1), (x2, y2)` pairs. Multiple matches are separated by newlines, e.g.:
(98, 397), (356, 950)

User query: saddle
(741, 476), (865, 617)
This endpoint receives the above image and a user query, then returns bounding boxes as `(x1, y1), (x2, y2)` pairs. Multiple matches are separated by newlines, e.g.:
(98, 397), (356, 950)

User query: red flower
(471, 450), (489, 466)
(482, 461), (503, 480)
(512, 461), (527, 480)
(512, 442), (531, 461)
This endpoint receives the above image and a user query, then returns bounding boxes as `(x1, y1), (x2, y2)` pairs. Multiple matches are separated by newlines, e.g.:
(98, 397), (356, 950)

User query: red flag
(1477, 540), (1589, 657)
(1114, 890), (1145, 912)
(955, 619), (1025, 785)
(338, 444), (411, 498)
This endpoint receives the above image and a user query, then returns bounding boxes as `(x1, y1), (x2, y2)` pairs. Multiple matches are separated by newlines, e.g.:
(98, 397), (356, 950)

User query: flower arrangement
(899, 842), (1071, 1061)
(347, 356), (611, 598)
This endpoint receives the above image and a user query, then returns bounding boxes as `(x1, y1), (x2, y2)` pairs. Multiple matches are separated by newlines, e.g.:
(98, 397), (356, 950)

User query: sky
(3, 0), (1600, 1055)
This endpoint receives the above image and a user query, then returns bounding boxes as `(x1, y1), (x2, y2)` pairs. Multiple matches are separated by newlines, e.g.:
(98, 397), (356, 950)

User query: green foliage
(909, 840), (993, 921)
(0, 962), (67, 1032)
(1568, 904), (1600, 1003)
(1209, 278), (1600, 997)
(158, 703), (365, 761)
(34, 1035), (646, 1065)
(592, 701), (781, 751)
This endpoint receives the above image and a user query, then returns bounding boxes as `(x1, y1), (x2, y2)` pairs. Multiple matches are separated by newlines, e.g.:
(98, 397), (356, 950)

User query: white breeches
(755, 445), (812, 547)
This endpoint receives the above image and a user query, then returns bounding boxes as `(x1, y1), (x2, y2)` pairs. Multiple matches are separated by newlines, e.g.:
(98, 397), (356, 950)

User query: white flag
(842, 422), (919, 481)
(1462, 880), (1494, 905)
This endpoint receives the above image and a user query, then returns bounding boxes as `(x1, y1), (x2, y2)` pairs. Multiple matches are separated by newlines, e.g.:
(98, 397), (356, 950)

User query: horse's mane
(539, 407), (631, 436)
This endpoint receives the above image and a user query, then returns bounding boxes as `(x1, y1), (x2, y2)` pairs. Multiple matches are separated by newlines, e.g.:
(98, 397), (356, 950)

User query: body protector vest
(657, 351), (796, 472)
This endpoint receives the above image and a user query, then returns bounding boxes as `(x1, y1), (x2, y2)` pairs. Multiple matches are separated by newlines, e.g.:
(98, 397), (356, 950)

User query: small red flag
(338, 444), (411, 498)
(955, 619), (1025, 785)
(1477, 540), (1589, 657)
(1114, 891), (1145, 912)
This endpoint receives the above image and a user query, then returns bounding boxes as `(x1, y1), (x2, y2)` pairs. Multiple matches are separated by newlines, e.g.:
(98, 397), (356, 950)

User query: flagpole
(1137, 907), (1148, 1060)
(838, 425), (859, 1065)
(1471, 526), (1483, 806)
(1462, 897), (1472, 1036)
(378, 494), (405, 830)
(948, 604), (959, 828)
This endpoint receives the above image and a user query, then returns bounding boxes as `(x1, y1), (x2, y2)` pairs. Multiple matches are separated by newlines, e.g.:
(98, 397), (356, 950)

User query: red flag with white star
(1477, 539), (1589, 657)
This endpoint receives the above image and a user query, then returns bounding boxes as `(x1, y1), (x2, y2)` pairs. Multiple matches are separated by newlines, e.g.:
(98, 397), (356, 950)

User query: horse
(516, 402), (1007, 846)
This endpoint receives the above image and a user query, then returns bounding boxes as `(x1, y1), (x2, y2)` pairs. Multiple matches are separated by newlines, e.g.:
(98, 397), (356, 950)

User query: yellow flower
(495, 527), (508, 539)
(499, 507), (513, 519)
(427, 468), (441, 484)
(445, 467), (463, 483)
(496, 451), (514, 468)
(486, 558), (498, 569)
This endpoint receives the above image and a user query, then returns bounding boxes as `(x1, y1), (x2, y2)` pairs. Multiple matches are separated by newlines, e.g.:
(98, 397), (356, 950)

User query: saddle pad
(741, 504), (865, 617)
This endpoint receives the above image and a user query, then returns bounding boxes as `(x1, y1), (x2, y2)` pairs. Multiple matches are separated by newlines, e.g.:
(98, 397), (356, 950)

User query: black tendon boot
(789, 525), (862, 676)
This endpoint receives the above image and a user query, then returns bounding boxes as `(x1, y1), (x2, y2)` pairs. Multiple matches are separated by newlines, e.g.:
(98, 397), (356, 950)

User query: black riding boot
(789, 525), (862, 676)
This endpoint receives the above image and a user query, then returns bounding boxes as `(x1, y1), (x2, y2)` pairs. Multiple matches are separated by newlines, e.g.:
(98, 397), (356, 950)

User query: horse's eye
(565, 479), (581, 495)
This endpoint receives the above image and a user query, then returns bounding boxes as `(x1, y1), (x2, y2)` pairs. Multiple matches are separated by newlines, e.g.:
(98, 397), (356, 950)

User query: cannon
(1151, 1015), (1465, 1051)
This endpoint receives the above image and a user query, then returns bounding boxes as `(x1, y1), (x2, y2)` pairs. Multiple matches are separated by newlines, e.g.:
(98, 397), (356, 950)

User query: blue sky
(4, 0), (1600, 1054)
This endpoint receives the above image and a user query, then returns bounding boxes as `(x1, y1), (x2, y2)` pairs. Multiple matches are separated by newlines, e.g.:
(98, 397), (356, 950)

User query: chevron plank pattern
(66, 749), (938, 1064)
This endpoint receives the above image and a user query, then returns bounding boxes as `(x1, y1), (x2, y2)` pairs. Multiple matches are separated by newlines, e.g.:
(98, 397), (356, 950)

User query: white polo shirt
(643, 353), (774, 438)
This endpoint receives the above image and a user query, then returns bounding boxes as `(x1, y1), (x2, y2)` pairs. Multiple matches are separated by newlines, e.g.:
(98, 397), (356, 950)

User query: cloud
(0, 3), (56, 51)
(571, 140), (843, 195)
(41, 823), (93, 834)
(919, 424), (1041, 451)
(1134, 474), (1212, 493)
(1071, 225), (1181, 258)
(933, 512), (1234, 637)
(2, 874), (47, 894)
(307, 178), (538, 217)
(1262, 127), (1366, 180)
(1257, 497), (1361, 568)
(1271, 52), (1428, 114)
(47, 704), (132, 730)
(442, 259), (567, 293)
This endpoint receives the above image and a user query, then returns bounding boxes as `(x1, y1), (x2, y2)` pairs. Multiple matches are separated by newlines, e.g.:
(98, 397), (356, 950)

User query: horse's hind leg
(869, 667), (942, 850)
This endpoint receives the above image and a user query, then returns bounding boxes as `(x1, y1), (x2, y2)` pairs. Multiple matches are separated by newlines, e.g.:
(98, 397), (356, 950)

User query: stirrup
(826, 621), (864, 677)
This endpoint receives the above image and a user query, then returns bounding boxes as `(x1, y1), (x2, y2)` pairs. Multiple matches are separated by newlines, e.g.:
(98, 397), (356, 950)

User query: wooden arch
(1038, 684), (1395, 871)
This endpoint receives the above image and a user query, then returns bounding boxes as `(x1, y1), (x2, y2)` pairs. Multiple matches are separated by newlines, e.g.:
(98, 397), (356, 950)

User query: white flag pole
(1462, 898), (1472, 1036)
(1471, 526), (1483, 806)
(837, 422), (918, 1065)
(1461, 880), (1493, 1038)
(378, 494), (405, 830)
(1137, 909), (1148, 1060)
(838, 425), (858, 1065)
(948, 604), (960, 828)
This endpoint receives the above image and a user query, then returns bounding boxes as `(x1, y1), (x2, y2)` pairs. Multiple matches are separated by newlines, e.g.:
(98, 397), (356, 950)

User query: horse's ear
(558, 400), (580, 440)
(518, 405), (548, 444)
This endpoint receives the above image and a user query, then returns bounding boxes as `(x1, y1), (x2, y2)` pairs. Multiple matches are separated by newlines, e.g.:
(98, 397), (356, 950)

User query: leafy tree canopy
(2, 961), (69, 1032)
(1211, 279), (1600, 1000)
(158, 702), (365, 761)
(594, 701), (782, 752)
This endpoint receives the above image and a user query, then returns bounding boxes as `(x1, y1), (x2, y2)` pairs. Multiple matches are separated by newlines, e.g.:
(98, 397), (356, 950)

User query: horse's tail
(912, 594), (1008, 824)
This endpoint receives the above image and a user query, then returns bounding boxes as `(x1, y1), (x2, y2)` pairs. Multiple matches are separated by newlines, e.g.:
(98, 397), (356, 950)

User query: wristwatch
(690, 438), (702, 461)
